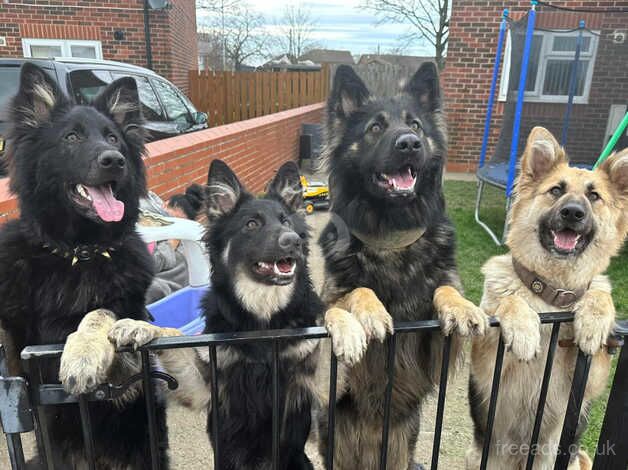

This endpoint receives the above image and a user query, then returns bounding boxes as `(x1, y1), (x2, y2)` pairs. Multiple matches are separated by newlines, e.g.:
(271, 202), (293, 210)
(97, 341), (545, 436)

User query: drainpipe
(143, 0), (153, 69)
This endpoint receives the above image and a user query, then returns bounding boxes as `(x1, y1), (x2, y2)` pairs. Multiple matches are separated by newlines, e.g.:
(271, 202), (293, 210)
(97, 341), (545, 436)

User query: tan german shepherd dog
(466, 127), (628, 470)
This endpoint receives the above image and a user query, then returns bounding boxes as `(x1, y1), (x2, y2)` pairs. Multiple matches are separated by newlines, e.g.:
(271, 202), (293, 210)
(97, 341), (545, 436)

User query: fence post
(592, 334), (628, 470)
(554, 350), (592, 469)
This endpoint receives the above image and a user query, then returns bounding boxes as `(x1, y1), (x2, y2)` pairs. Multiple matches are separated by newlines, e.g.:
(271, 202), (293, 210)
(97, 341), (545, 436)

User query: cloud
(198, 0), (436, 57)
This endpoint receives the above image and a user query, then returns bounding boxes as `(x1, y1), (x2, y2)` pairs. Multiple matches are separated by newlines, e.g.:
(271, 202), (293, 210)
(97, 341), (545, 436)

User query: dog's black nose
(394, 133), (421, 153)
(278, 231), (302, 251)
(560, 203), (586, 223)
(98, 151), (126, 169)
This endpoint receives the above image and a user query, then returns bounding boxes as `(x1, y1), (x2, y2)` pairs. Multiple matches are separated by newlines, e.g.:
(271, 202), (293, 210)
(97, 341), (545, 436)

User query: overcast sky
(197, 0), (435, 60)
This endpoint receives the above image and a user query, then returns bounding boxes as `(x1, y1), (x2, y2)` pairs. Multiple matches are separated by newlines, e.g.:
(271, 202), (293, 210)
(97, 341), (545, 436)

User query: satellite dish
(147, 0), (171, 9)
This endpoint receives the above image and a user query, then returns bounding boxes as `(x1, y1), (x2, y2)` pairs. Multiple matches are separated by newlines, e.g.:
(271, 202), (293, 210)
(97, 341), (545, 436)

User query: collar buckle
(553, 289), (578, 309)
(75, 245), (93, 262)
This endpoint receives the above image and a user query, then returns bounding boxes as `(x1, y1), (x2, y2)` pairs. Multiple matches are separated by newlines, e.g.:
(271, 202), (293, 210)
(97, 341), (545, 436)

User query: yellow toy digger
(300, 175), (330, 214)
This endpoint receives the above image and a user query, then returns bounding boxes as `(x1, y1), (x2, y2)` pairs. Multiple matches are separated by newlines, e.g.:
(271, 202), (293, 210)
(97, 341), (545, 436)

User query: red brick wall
(0, 103), (325, 223)
(164, 0), (197, 95)
(442, 1), (528, 173)
(0, 0), (197, 92)
(442, 1), (628, 172)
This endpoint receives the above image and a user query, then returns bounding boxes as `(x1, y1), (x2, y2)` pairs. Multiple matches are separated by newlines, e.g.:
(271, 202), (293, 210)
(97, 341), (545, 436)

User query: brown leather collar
(512, 258), (586, 309)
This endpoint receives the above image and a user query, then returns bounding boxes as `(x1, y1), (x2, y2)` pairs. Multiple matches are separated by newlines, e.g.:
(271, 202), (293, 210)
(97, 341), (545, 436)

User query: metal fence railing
(1, 313), (627, 470)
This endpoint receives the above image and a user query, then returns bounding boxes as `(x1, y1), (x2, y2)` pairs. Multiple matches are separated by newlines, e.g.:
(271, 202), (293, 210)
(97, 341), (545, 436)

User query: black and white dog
(109, 160), (373, 469)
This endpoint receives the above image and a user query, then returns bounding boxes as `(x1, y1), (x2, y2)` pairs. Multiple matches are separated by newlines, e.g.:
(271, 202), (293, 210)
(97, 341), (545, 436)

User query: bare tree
(362, 0), (449, 70)
(223, 4), (267, 70)
(197, 1), (267, 70)
(197, 30), (229, 70)
(197, 0), (239, 70)
(273, 4), (321, 59)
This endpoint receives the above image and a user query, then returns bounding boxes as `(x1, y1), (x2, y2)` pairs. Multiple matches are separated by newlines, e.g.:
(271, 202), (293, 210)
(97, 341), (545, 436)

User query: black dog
(0, 63), (168, 468)
(203, 160), (320, 469)
(109, 160), (352, 470)
(316, 63), (487, 469)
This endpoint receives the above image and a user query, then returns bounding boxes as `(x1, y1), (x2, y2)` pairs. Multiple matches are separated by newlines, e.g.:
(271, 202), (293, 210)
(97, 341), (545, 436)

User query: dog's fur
(0, 63), (168, 468)
(466, 127), (628, 470)
(315, 63), (487, 469)
(109, 160), (383, 469)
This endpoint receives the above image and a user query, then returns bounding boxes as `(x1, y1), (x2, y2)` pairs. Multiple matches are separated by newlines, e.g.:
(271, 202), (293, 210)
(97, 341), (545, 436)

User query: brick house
(298, 49), (355, 65)
(442, 1), (628, 172)
(0, 0), (198, 93)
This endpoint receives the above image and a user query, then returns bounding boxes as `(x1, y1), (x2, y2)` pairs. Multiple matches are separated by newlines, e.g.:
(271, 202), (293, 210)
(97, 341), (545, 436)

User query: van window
(69, 70), (112, 104)
(111, 73), (166, 122)
(0, 66), (22, 117)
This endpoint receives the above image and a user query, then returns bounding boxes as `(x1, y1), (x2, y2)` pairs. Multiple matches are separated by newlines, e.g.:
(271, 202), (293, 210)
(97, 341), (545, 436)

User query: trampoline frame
(475, 2), (586, 245)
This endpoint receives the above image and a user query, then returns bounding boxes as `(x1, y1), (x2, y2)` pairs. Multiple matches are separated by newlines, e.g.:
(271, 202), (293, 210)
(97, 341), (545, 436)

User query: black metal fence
(1, 313), (627, 470)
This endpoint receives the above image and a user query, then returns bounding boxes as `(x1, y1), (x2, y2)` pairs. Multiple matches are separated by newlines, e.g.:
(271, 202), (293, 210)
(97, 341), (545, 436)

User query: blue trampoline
(475, 3), (595, 245)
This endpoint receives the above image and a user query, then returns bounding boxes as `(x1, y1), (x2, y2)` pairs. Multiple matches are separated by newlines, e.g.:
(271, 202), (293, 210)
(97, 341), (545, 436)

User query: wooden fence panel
(326, 63), (434, 98)
(248, 73), (256, 119)
(288, 72), (299, 109)
(255, 73), (263, 118)
(188, 67), (330, 126)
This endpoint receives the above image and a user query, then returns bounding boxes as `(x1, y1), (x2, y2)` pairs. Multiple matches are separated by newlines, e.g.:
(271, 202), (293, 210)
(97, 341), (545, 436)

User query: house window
(22, 39), (103, 60)
(498, 29), (598, 104)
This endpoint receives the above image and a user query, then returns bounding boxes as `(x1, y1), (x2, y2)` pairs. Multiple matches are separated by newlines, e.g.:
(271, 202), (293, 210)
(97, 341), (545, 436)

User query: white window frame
(498, 29), (599, 104)
(22, 38), (103, 60)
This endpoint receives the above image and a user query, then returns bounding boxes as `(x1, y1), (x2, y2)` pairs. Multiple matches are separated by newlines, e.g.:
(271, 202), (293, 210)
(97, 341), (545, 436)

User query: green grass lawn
(443, 180), (627, 457)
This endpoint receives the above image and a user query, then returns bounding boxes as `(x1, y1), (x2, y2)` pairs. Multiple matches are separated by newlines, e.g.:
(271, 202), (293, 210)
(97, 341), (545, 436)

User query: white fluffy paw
(341, 288), (393, 342)
(325, 307), (368, 366)
(108, 319), (160, 350)
(440, 298), (487, 337)
(574, 314), (613, 356)
(59, 331), (115, 395)
(499, 307), (541, 361)
(573, 292), (615, 355)
(353, 304), (393, 343)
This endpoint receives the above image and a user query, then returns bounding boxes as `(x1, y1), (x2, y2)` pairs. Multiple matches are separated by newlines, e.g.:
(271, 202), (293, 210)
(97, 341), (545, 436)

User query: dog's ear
(93, 77), (143, 135)
(403, 62), (442, 112)
(520, 127), (566, 181)
(328, 65), (370, 118)
(206, 160), (243, 220)
(600, 149), (628, 197)
(11, 62), (66, 127)
(268, 161), (303, 212)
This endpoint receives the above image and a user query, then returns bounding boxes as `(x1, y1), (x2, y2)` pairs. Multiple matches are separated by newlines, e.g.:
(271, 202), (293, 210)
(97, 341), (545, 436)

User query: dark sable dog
(110, 160), (369, 470)
(316, 64), (487, 469)
(0, 63), (168, 468)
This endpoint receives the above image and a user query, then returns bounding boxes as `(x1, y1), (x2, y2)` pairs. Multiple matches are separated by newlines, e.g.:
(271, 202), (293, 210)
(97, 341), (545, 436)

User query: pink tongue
(84, 185), (125, 222)
(276, 259), (293, 273)
(554, 230), (579, 251)
(390, 167), (415, 190)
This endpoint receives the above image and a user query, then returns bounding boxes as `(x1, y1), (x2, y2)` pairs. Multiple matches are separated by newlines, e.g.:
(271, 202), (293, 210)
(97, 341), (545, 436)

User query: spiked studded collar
(512, 258), (587, 309)
(41, 241), (119, 266)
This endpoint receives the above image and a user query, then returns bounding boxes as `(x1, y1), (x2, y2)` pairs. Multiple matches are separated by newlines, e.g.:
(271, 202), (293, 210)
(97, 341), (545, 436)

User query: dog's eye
(410, 120), (421, 131)
(280, 215), (291, 226)
(370, 123), (382, 134)
(588, 191), (600, 202)
(549, 186), (563, 197)
(106, 134), (118, 145)
(65, 132), (79, 143)
(246, 219), (259, 229)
